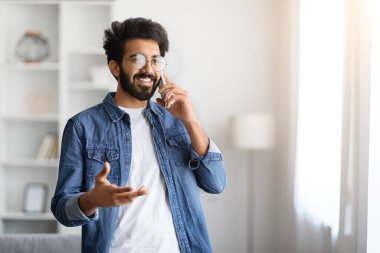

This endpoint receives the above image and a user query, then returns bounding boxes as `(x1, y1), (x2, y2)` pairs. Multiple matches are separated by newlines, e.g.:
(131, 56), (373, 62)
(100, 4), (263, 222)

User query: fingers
(157, 96), (177, 109)
(137, 186), (148, 195)
(158, 83), (181, 94)
(160, 86), (186, 99)
(114, 186), (148, 199)
(157, 91), (182, 109)
(158, 86), (187, 107)
(113, 185), (134, 194)
(157, 75), (187, 102)
(96, 161), (110, 183)
(165, 94), (184, 109)
(112, 186), (148, 205)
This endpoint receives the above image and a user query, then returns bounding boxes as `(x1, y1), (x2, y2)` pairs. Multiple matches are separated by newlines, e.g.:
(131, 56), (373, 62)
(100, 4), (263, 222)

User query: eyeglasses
(125, 53), (167, 72)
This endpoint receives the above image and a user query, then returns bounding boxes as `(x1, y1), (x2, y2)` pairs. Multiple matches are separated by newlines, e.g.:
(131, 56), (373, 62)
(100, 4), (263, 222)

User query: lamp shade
(232, 113), (274, 150)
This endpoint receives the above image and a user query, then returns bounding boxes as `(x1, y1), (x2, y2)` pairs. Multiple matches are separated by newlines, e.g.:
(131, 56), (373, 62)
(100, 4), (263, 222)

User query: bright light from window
(295, 0), (345, 237)
(367, 0), (380, 252)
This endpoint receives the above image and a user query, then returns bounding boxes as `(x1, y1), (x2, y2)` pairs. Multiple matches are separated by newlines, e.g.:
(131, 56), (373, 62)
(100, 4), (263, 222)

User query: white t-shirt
(109, 106), (180, 253)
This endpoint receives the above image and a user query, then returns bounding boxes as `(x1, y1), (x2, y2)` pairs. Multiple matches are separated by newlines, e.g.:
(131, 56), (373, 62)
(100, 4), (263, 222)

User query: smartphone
(158, 72), (166, 91)
(158, 72), (167, 106)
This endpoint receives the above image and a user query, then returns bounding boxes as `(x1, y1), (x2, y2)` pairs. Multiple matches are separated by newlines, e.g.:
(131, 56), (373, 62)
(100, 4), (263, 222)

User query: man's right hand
(79, 162), (148, 217)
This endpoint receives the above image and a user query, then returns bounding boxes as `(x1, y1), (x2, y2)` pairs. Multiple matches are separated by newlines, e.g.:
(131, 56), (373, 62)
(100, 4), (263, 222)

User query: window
(294, 0), (345, 237)
(367, 0), (380, 252)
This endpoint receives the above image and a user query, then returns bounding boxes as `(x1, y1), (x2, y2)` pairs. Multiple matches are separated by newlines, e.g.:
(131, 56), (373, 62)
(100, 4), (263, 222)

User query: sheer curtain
(367, 0), (380, 252)
(285, 0), (374, 252)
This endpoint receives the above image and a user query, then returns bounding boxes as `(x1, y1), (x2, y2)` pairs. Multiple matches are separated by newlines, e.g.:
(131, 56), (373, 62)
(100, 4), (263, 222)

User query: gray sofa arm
(0, 234), (81, 253)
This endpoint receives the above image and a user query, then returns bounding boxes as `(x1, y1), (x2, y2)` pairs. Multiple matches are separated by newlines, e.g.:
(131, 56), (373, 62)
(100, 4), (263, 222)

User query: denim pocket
(166, 133), (190, 148)
(86, 146), (120, 184)
(87, 148), (119, 162)
(165, 132), (192, 171)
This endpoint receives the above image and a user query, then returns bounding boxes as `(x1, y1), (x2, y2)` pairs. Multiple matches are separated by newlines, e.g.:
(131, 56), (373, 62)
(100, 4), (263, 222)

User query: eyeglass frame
(124, 53), (167, 72)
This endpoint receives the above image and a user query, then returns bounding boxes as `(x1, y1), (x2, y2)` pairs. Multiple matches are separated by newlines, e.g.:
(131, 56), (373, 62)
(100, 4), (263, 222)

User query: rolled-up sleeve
(189, 139), (226, 194)
(65, 192), (99, 221)
(51, 119), (98, 227)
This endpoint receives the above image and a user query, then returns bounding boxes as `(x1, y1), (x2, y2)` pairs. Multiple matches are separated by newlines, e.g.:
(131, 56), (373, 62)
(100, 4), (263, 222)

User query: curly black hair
(103, 17), (169, 64)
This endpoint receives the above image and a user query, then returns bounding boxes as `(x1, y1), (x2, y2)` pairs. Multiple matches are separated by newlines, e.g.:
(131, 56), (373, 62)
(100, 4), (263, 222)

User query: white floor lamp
(232, 113), (274, 253)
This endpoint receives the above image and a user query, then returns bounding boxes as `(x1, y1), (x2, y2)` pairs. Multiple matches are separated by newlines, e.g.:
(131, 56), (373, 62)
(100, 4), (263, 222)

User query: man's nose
(140, 60), (154, 74)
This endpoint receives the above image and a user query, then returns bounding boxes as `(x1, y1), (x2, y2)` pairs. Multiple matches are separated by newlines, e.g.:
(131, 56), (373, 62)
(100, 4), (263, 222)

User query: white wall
(113, 0), (280, 252)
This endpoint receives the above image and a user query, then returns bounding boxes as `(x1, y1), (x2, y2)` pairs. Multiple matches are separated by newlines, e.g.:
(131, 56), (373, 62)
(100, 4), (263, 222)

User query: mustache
(133, 73), (156, 82)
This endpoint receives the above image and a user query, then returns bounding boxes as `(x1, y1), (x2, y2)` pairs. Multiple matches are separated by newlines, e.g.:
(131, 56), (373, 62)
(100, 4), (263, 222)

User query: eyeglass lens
(132, 53), (167, 71)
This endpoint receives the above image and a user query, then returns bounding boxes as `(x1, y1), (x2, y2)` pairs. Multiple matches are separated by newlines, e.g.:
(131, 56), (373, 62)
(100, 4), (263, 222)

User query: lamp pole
(247, 151), (255, 253)
(232, 113), (274, 253)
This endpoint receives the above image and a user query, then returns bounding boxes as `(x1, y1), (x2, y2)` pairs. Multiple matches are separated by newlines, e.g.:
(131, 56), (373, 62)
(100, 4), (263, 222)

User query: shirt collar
(147, 99), (163, 117)
(102, 92), (163, 122)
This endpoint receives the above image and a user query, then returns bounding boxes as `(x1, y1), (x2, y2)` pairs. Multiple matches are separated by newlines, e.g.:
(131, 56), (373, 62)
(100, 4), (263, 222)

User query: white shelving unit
(0, 0), (114, 234)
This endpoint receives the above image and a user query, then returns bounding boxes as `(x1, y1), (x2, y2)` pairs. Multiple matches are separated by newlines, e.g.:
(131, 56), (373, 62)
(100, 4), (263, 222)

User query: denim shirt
(51, 92), (226, 253)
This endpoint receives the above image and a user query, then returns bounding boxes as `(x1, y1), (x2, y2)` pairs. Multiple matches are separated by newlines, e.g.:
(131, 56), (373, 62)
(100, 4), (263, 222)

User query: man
(51, 17), (226, 253)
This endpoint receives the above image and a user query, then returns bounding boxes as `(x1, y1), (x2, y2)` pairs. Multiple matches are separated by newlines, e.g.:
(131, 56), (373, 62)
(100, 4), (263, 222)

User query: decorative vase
(16, 31), (50, 62)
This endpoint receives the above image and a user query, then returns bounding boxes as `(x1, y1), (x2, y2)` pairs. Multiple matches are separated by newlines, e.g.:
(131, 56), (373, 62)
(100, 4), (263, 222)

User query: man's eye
(135, 56), (146, 65)
(153, 57), (163, 65)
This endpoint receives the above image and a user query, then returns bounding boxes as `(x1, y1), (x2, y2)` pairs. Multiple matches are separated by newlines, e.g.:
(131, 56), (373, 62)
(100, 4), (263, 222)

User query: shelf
(1, 113), (59, 122)
(0, 0), (113, 235)
(0, 1), (59, 6)
(66, 1), (114, 6)
(1, 158), (58, 168)
(4, 62), (59, 71)
(1, 212), (55, 221)
(68, 47), (104, 55)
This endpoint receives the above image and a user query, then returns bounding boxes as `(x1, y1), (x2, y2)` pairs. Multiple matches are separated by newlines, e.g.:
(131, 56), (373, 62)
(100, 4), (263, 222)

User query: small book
(47, 136), (58, 159)
(36, 133), (57, 159)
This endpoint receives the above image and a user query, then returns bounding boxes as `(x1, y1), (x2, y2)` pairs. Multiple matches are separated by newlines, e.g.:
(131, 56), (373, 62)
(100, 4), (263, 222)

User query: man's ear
(108, 60), (120, 79)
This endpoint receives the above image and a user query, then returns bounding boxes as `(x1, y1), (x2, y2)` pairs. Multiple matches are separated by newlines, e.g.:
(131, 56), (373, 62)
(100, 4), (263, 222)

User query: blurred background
(0, 0), (379, 253)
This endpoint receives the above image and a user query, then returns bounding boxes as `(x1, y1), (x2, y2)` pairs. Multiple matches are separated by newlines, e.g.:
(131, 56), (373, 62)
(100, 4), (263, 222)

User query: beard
(119, 67), (158, 101)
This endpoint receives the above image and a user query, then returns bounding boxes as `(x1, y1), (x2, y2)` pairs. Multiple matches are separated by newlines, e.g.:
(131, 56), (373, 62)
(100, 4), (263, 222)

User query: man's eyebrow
(128, 53), (139, 58)
(127, 52), (161, 58)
